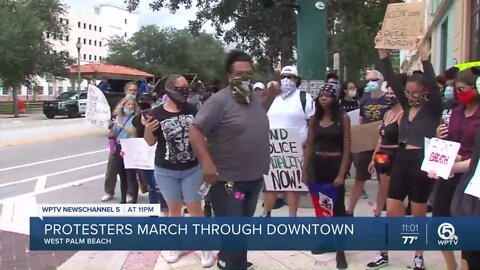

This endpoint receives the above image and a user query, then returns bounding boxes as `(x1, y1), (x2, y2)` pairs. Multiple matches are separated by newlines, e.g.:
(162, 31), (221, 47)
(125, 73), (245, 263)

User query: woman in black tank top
(368, 85), (403, 218)
(368, 33), (443, 270)
(302, 83), (351, 269)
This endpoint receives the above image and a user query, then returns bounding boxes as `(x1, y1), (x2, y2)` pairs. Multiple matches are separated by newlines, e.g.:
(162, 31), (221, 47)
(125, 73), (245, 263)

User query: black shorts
(353, 150), (375, 181)
(374, 147), (397, 176)
(388, 148), (435, 204)
(432, 174), (462, 217)
(462, 251), (480, 269)
(312, 154), (342, 183)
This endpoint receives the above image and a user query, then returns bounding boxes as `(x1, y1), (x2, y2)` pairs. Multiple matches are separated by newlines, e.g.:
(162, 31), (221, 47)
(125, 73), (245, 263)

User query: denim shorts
(154, 165), (203, 204)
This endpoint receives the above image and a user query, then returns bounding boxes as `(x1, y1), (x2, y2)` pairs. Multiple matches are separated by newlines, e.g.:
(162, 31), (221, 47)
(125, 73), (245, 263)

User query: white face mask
(347, 90), (357, 98)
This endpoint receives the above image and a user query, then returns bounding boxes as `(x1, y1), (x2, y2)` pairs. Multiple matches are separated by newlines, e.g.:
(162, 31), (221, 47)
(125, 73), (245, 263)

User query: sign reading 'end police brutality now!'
(30, 217), (480, 251)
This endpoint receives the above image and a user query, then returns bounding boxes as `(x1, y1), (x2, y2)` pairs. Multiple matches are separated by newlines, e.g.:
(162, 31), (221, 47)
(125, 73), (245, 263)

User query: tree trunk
(12, 86), (19, 118)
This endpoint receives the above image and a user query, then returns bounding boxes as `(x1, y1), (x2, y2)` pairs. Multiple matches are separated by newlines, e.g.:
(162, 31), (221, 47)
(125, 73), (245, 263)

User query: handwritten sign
(464, 161), (480, 199)
(421, 138), (461, 179)
(120, 138), (156, 170)
(376, 2), (427, 50)
(264, 129), (308, 192)
(85, 85), (111, 129)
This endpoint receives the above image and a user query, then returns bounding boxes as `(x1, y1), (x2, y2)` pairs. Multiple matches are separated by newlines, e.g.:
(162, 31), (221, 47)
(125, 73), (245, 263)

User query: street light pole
(76, 41), (82, 93)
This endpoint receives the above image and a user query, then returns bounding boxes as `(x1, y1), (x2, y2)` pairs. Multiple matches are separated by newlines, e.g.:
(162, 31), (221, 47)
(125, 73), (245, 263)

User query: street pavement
(0, 115), (453, 270)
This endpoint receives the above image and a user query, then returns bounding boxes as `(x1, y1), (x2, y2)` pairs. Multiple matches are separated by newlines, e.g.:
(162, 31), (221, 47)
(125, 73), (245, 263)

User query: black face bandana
(166, 87), (189, 106)
(386, 96), (397, 105)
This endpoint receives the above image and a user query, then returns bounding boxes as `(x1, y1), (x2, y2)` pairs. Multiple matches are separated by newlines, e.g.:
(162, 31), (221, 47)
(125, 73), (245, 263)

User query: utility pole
(76, 41), (82, 93)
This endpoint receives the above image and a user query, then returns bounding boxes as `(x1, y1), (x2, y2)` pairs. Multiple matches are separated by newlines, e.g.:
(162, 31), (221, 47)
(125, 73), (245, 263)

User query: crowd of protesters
(96, 32), (480, 270)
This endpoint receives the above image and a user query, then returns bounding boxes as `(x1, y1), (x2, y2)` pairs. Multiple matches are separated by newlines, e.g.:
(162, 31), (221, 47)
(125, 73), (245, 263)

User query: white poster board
(85, 85), (111, 129)
(120, 138), (156, 170)
(264, 129), (308, 192)
(421, 138), (460, 179)
(347, 109), (360, 126)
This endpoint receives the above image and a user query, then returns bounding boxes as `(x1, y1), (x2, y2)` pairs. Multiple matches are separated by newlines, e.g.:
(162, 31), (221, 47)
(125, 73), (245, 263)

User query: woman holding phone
(433, 67), (480, 270)
(143, 74), (214, 267)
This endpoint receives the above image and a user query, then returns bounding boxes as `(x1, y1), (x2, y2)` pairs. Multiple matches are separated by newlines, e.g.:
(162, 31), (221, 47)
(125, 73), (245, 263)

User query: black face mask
(138, 102), (151, 111)
(386, 96), (397, 105)
(166, 87), (189, 106)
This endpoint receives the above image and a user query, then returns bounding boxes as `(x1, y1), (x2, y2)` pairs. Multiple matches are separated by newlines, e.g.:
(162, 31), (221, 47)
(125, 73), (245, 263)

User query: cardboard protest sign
(264, 129), (308, 192)
(375, 2), (427, 50)
(421, 138), (461, 179)
(351, 121), (382, 153)
(85, 85), (111, 129)
(120, 138), (156, 170)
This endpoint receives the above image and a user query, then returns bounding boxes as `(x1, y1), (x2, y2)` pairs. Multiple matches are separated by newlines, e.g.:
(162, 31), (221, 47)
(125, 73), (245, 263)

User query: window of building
(83, 23), (86, 28)
(83, 54), (86, 60)
(94, 40), (97, 46)
(471, 0), (480, 61)
(99, 26), (102, 32)
(94, 25), (97, 31)
(94, 55), (97, 61)
(440, 18), (448, 72)
(83, 38), (86, 44)
(58, 34), (63, 40)
(46, 32), (50, 39)
(67, 87), (72, 92)
(53, 34), (57, 40)
(66, 52), (69, 58)
(89, 24), (92, 30)
(125, 18), (127, 24)
(48, 86), (53, 96)
(99, 56), (102, 61)
(99, 41), (102, 47)
(27, 88), (33, 95)
(89, 40), (92, 45)
(89, 55), (92, 60)
(66, 35), (69, 41)
(58, 87), (63, 93)
(78, 21), (81, 28)
(78, 37), (81, 42)
(65, 19), (69, 25)
(124, 32), (127, 38)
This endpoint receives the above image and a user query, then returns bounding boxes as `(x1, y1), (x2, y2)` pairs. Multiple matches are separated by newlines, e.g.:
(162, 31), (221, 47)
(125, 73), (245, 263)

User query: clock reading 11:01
(401, 224), (420, 245)
(402, 224), (419, 232)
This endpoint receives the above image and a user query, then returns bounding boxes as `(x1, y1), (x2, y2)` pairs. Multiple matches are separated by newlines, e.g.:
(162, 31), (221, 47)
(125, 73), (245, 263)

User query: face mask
(386, 96), (397, 105)
(123, 108), (134, 115)
(166, 87), (189, 105)
(230, 76), (253, 104)
(280, 78), (297, 99)
(347, 90), (357, 98)
(457, 87), (476, 105)
(444, 86), (455, 100)
(405, 91), (427, 107)
(364, 81), (378, 93)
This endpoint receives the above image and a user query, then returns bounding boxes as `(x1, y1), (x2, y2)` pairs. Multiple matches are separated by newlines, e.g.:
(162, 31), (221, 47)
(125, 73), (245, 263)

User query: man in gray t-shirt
(189, 50), (278, 270)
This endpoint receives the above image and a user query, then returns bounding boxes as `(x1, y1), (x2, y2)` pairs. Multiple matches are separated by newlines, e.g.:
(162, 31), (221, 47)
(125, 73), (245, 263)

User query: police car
(43, 91), (88, 119)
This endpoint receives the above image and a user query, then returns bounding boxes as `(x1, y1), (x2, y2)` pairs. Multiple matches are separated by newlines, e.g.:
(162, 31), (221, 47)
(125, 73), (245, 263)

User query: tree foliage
(104, 26), (227, 83)
(0, 0), (74, 116)
(125, 0), (296, 70)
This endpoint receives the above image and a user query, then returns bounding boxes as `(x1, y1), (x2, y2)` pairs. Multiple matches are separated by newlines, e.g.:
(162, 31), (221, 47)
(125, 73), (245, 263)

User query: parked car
(43, 92), (87, 119)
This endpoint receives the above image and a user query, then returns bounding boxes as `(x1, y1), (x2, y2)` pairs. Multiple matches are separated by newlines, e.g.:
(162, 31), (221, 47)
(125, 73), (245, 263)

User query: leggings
(115, 144), (138, 204)
(309, 155), (346, 217)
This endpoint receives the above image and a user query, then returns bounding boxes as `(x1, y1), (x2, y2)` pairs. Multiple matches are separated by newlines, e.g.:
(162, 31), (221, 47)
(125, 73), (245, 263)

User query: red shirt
(447, 104), (480, 160)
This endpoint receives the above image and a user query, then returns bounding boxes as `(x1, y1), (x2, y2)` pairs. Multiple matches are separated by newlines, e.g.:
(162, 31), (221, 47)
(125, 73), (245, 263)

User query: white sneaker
(165, 251), (183, 263)
(101, 194), (113, 202)
(201, 251), (215, 268)
(126, 194), (133, 203)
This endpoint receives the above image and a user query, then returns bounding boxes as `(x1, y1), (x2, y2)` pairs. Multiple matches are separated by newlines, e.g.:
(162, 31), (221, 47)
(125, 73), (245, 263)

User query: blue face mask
(364, 81), (378, 93)
(444, 86), (455, 100)
(123, 108), (134, 115)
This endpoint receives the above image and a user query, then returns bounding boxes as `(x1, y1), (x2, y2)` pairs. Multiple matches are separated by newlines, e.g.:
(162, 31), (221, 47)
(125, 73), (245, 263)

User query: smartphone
(441, 114), (450, 127)
(141, 109), (152, 119)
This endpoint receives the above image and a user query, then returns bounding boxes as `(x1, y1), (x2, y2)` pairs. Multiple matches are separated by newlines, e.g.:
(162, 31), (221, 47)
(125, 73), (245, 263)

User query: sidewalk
(55, 180), (453, 270)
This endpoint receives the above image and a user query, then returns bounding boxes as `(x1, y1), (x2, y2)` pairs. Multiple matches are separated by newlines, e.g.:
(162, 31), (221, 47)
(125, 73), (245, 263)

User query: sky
(62, 0), (214, 32)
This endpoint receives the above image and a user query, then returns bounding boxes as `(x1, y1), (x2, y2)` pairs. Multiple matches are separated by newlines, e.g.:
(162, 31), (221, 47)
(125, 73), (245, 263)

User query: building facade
(0, 3), (139, 101)
(402, 0), (479, 75)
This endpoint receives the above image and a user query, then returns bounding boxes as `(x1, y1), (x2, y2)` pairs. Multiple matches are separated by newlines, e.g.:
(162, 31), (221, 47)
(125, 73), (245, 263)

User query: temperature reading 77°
(402, 235), (418, 245)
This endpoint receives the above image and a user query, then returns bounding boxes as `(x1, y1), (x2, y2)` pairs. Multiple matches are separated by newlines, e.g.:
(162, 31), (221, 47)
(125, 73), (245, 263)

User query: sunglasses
(281, 75), (296, 80)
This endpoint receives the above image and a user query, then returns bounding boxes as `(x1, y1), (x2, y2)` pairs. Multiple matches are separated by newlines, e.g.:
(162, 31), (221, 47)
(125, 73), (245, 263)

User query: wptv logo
(437, 223), (458, 246)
